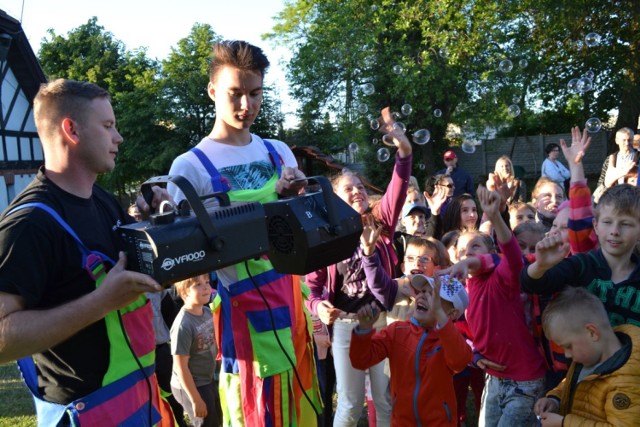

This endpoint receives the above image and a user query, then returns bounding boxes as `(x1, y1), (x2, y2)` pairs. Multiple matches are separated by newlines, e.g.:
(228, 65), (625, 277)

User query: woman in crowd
(541, 142), (571, 191)
(305, 107), (412, 427)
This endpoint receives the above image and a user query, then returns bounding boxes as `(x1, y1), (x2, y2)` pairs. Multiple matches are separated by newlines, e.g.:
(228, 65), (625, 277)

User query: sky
(1, 0), (298, 124)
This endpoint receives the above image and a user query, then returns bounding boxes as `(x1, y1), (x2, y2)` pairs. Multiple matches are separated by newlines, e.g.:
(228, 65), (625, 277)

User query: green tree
(269, 0), (640, 188)
(268, 0), (526, 188)
(38, 17), (173, 198)
(517, 0), (640, 144)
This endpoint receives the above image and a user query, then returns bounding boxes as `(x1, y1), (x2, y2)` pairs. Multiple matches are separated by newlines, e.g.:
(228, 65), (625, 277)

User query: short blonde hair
(595, 184), (640, 221)
(173, 273), (210, 301)
(542, 287), (610, 336)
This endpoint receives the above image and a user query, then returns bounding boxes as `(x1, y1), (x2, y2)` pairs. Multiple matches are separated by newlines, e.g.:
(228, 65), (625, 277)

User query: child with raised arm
(521, 183), (640, 327)
(349, 275), (471, 426)
(534, 287), (640, 427)
(444, 186), (546, 426)
(170, 274), (220, 427)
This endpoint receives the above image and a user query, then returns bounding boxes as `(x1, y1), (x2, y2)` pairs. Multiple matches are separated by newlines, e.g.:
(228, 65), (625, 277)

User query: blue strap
(17, 357), (68, 426)
(262, 139), (282, 178)
(190, 137), (283, 193)
(17, 357), (158, 427)
(7, 203), (116, 280)
(190, 147), (231, 193)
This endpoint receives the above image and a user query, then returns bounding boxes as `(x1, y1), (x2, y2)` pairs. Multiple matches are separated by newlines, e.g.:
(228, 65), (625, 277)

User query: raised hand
(487, 172), (514, 206)
(532, 234), (570, 275)
(560, 126), (591, 166)
(360, 215), (382, 256)
(437, 262), (468, 282)
(378, 107), (412, 158)
(356, 302), (381, 331)
(477, 185), (501, 219)
(424, 185), (447, 215)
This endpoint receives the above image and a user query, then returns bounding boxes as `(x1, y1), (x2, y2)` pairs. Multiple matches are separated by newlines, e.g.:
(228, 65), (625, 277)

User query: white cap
(410, 274), (469, 312)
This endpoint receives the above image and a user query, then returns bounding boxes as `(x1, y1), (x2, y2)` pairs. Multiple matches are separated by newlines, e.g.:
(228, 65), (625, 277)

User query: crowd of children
(151, 126), (640, 427)
(309, 125), (640, 427)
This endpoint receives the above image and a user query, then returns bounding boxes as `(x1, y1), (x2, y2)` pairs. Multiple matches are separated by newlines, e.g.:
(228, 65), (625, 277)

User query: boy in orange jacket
(350, 274), (472, 426)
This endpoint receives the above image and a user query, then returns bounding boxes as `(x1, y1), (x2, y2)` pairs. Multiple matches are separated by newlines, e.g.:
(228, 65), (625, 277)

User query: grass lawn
(0, 362), (36, 427)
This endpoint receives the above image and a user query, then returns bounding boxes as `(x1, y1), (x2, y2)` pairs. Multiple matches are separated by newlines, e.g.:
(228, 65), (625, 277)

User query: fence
(454, 131), (609, 182)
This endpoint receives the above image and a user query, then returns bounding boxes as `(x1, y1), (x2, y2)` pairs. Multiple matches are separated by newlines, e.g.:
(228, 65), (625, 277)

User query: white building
(0, 9), (46, 212)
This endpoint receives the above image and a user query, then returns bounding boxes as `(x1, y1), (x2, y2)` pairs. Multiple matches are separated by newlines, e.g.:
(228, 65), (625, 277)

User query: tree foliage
(37, 19), (287, 198)
(268, 0), (640, 188)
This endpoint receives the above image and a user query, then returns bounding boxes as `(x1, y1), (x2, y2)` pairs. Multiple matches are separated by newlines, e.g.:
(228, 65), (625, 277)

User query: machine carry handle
(140, 175), (226, 250)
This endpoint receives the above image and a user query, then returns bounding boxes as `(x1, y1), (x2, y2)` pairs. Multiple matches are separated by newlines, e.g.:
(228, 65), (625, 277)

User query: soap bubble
(433, 108), (442, 118)
(583, 70), (594, 80)
(348, 142), (359, 153)
(357, 103), (369, 114)
(412, 129), (431, 145)
(585, 117), (602, 133)
(361, 83), (375, 95)
(401, 103), (413, 116)
(576, 77), (593, 93)
(393, 64), (403, 75)
(392, 111), (402, 121)
(567, 78), (579, 93)
(370, 119), (380, 131)
(417, 163), (426, 171)
(499, 59), (513, 73)
(512, 95), (521, 104)
(382, 134), (395, 146)
(377, 147), (391, 162)
(439, 48), (449, 59)
(393, 122), (407, 133)
(518, 59), (528, 69)
(461, 141), (476, 154)
(507, 104), (521, 118)
(585, 32), (601, 48)
(372, 138), (379, 145)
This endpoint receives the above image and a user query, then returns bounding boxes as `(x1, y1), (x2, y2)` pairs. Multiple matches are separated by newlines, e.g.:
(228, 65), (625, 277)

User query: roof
(291, 145), (384, 194)
(0, 9), (47, 101)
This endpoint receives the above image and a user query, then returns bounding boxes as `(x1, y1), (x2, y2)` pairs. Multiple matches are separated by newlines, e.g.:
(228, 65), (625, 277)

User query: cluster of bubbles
(497, 58), (528, 73)
(366, 101), (432, 162)
(496, 59), (528, 118)
(567, 72), (594, 94)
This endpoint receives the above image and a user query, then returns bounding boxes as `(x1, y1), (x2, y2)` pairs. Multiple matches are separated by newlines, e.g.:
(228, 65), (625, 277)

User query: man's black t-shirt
(0, 168), (131, 404)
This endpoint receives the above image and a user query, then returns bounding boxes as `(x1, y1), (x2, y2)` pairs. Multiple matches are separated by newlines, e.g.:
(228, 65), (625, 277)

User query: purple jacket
(305, 153), (412, 314)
